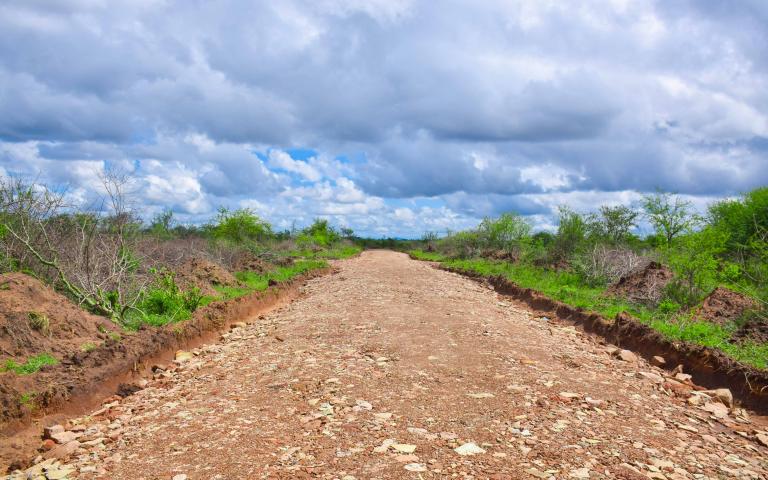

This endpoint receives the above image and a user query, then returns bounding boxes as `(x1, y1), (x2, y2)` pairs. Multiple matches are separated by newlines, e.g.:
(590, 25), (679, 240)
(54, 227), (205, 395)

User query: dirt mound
(0, 272), (118, 364)
(694, 287), (757, 325)
(607, 261), (673, 306)
(231, 252), (272, 274)
(482, 249), (519, 262)
(175, 258), (239, 296)
(732, 320), (768, 344)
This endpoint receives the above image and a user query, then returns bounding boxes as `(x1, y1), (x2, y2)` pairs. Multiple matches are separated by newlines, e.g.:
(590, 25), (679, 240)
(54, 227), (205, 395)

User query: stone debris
(6, 251), (767, 479)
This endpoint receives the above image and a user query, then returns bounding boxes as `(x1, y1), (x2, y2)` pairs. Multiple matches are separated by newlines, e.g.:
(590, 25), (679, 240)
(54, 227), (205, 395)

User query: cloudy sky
(1, 0), (767, 237)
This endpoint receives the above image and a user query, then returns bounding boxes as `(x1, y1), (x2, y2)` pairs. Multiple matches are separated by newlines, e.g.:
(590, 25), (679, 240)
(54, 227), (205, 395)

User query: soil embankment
(0, 267), (330, 471)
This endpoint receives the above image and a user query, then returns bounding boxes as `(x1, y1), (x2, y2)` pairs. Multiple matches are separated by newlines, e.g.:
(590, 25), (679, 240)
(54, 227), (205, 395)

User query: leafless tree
(0, 174), (148, 325)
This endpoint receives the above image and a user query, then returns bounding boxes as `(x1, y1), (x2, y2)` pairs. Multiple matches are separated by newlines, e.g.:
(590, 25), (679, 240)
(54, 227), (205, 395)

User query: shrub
(572, 244), (645, 286)
(127, 270), (203, 328)
(663, 227), (728, 306)
(552, 206), (589, 260)
(209, 208), (272, 243)
(477, 213), (532, 252)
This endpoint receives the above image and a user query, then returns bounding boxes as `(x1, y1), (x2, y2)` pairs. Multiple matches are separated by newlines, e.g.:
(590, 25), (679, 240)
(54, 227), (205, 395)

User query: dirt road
(17, 251), (768, 479)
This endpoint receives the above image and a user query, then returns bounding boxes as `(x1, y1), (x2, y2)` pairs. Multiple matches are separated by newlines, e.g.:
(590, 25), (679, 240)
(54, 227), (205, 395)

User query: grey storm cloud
(0, 0), (766, 235)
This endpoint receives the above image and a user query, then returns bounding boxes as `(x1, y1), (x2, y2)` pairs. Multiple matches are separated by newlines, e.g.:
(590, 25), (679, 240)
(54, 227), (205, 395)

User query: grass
(409, 250), (768, 369)
(216, 259), (327, 300)
(28, 311), (50, 335)
(19, 392), (35, 408)
(80, 342), (98, 352)
(2, 353), (58, 375)
(287, 245), (362, 260)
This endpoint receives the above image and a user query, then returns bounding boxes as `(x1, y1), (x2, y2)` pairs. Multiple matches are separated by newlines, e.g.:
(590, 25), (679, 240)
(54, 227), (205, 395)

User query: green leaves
(209, 207), (273, 243)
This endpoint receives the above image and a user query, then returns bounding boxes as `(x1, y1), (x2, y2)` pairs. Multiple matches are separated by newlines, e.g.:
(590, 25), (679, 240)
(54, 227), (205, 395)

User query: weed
(107, 331), (122, 342)
(3, 353), (58, 375)
(124, 270), (203, 329)
(19, 392), (35, 408)
(27, 311), (50, 335)
(80, 342), (98, 352)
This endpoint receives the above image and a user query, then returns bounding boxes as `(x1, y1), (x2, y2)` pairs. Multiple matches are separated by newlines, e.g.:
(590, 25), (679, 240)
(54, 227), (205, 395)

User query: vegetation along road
(11, 250), (768, 479)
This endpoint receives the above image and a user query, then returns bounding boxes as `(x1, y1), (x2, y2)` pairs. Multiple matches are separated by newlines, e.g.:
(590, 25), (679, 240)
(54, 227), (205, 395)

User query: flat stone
(404, 463), (427, 472)
(615, 349), (638, 363)
(454, 442), (486, 456)
(50, 431), (78, 444)
(43, 440), (80, 461)
(391, 443), (416, 453)
(174, 350), (194, 362)
(638, 372), (664, 384)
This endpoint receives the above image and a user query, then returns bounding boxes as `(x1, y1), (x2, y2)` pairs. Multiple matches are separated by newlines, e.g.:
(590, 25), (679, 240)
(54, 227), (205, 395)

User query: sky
(1, 0), (767, 238)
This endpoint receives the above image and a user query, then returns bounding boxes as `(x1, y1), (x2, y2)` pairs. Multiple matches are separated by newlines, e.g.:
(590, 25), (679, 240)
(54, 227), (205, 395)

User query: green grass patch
(288, 245), (362, 260)
(409, 250), (768, 369)
(2, 353), (58, 375)
(217, 259), (327, 300)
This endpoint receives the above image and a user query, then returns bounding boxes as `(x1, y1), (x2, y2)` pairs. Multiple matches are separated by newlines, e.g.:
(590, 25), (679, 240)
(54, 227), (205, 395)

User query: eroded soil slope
(12, 251), (768, 479)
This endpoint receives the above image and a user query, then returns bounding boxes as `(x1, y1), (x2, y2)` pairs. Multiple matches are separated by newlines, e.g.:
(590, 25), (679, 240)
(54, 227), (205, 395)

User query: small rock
(172, 475), (188, 480)
(638, 372), (664, 384)
(50, 431), (77, 444)
(41, 439), (56, 451)
(454, 442), (486, 456)
(230, 321), (247, 329)
(651, 356), (666, 367)
(43, 425), (65, 439)
(756, 433), (768, 447)
(174, 350), (194, 362)
(615, 349), (638, 363)
(703, 388), (733, 408)
(395, 454), (419, 462)
(558, 392), (580, 401)
(467, 392), (494, 399)
(43, 440), (80, 460)
(674, 372), (692, 383)
(702, 401), (729, 418)
(391, 443), (417, 453)
(404, 463), (427, 472)
(569, 467), (591, 479)
(45, 467), (76, 480)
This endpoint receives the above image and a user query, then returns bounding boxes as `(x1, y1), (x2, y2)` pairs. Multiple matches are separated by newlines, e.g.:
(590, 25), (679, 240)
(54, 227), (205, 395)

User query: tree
(340, 227), (355, 239)
(210, 208), (272, 243)
(553, 206), (588, 258)
(477, 212), (532, 252)
(642, 191), (698, 246)
(148, 209), (174, 238)
(0, 175), (146, 324)
(597, 205), (639, 244)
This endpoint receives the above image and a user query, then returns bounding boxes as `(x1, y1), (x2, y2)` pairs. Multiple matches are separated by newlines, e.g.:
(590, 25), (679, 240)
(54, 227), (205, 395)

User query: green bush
(208, 208), (273, 243)
(126, 271), (203, 328)
(298, 219), (340, 247)
(477, 213), (532, 252)
(663, 227), (728, 306)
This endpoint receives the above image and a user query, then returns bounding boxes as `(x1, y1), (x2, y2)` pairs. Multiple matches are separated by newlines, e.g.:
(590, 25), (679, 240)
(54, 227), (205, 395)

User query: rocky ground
(6, 251), (768, 479)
